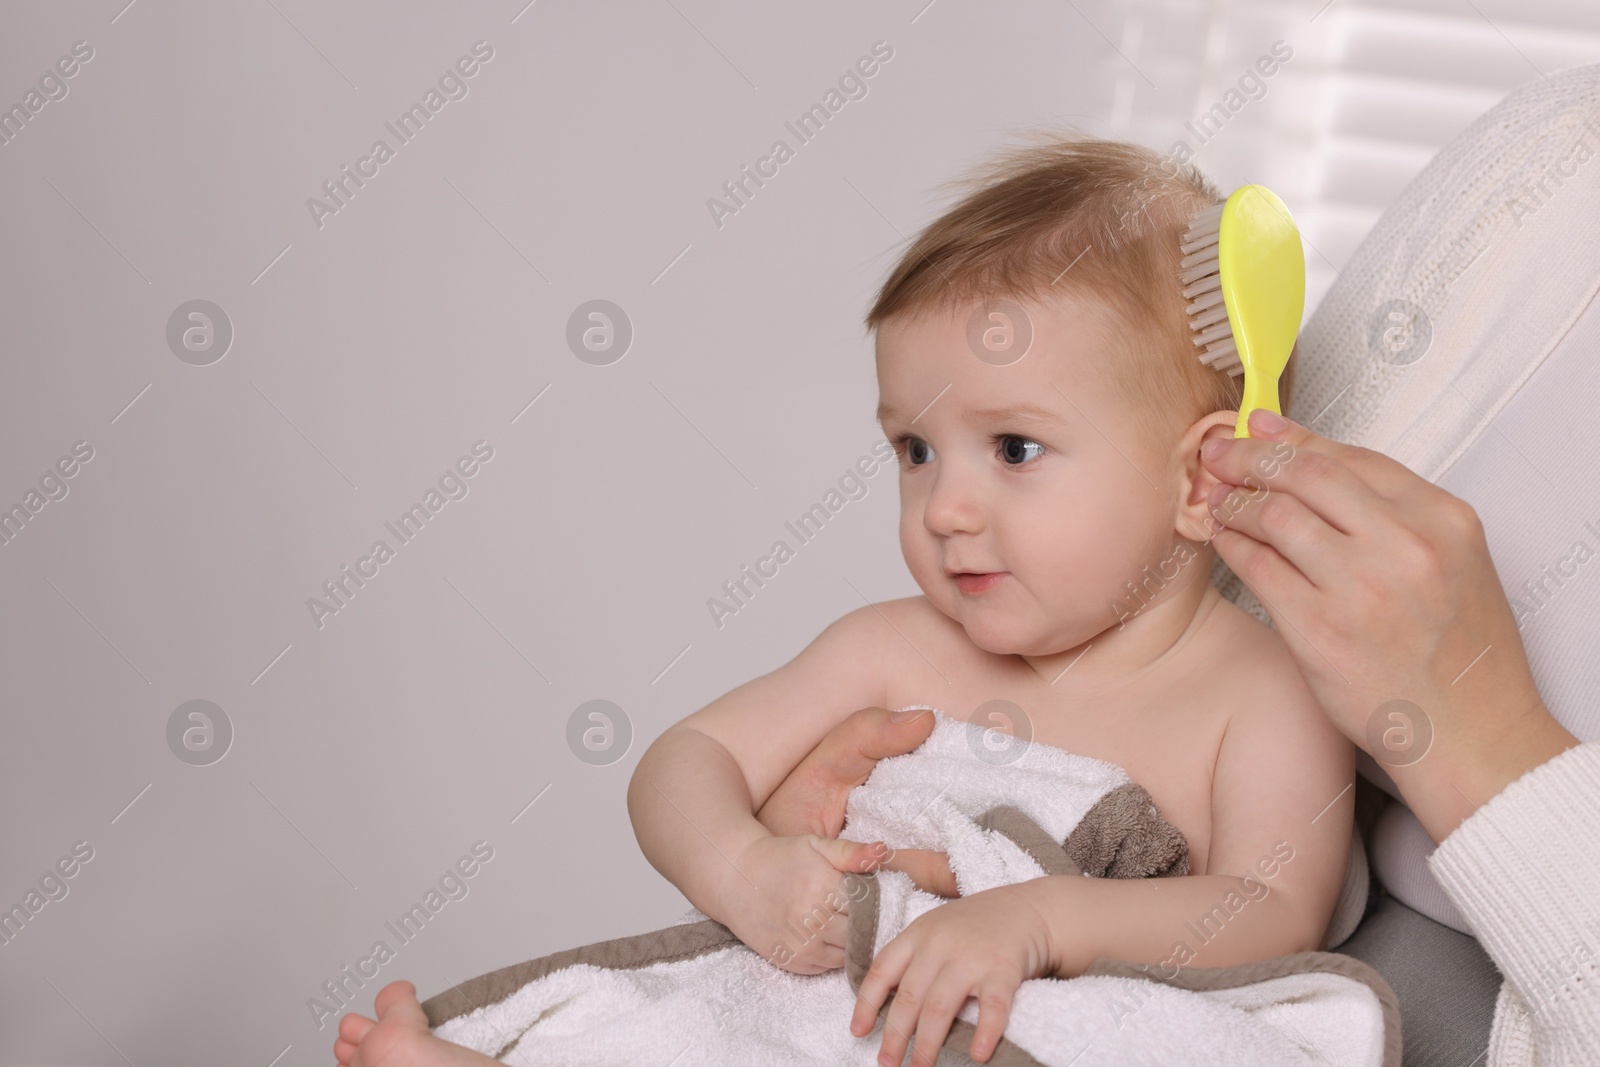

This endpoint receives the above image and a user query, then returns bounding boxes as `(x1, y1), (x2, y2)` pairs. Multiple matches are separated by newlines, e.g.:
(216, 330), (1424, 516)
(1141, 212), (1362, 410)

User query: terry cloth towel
(422, 706), (1399, 1066)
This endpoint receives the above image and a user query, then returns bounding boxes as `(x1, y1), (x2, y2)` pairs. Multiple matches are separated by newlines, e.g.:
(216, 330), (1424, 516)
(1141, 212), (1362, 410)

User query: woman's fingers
(877, 848), (960, 897)
(1208, 514), (1317, 621)
(1207, 475), (1347, 596)
(1200, 411), (1440, 598)
(1204, 422), (1375, 537)
(1238, 407), (1425, 503)
(756, 706), (937, 838)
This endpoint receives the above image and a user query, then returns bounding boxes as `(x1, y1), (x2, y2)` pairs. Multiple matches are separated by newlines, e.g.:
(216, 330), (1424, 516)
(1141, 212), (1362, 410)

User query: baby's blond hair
(864, 130), (1296, 442)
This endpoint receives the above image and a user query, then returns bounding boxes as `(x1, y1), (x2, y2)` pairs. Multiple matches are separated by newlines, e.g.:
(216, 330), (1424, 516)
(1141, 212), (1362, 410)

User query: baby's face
(875, 293), (1217, 657)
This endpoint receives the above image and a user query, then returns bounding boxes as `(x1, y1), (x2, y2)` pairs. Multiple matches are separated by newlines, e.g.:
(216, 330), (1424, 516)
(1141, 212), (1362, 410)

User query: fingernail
(1248, 408), (1288, 434)
(890, 708), (922, 722)
(1207, 483), (1235, 507)
(1201, 438), (1232, 461)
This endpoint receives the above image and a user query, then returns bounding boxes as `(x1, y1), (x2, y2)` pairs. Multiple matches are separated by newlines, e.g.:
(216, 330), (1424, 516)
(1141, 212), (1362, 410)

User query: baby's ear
(1173, 411), (1239, 542)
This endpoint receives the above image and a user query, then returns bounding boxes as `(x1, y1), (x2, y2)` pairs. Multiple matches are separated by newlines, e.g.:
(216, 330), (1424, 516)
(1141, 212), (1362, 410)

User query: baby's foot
(333, 980), (502, 1067)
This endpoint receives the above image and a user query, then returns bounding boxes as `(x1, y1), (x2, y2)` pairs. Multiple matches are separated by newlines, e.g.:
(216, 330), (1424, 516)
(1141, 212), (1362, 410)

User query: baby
(333, 134), (1355, 1067)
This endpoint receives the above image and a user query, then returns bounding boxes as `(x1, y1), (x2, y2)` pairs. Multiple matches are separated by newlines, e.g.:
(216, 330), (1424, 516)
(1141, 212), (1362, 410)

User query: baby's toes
(373, 979), (429, 1025)
(344, 983), (441, 1067)
(335, 1012), (376, 1064)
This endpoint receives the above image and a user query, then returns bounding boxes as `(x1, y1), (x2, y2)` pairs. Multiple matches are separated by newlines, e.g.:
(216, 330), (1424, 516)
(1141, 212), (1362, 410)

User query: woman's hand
(753, 706), (960, 897)
(755, 706), (937, 839)
(848, 883), (1053, 1066)
(877, 848), (960, 898)
(1201, 407), (1577, 841)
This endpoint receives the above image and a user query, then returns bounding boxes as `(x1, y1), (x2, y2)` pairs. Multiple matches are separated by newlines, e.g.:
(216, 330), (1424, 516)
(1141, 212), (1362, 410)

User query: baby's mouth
(951, 572), (1006, 594)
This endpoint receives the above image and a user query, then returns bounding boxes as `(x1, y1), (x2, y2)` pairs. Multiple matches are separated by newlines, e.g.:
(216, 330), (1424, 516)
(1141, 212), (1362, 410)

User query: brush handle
(1235, 371), (1283, 439)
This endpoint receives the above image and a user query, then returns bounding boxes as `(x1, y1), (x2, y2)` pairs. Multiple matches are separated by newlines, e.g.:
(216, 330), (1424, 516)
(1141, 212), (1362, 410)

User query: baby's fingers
(850, 937), (912, 1038)
(968, 980), (1016, 1063)
(905, 971), (977, 1067)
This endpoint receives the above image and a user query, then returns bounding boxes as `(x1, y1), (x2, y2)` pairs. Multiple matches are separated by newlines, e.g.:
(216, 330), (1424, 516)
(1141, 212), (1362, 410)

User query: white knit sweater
(1210, 62), (1600, 1064)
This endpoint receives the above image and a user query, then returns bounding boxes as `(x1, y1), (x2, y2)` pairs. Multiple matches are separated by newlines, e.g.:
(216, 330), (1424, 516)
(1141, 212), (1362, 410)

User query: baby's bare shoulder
(838, 595), (956, 651)
(866, 594), (971, 666)
(1206, 595), (1306, 680)
(670, 598), (914, 805)
(1198, 596), (1336, 734)
(1205, 596), (1349, 754)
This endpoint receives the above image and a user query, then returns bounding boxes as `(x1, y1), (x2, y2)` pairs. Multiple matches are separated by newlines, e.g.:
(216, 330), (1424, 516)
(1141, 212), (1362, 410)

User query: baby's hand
(849, 883), (1054, 1066)
(721, 833), (888, 975)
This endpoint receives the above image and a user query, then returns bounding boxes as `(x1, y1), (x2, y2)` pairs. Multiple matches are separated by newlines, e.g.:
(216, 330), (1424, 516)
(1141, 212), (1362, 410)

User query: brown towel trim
(976, 804), (1084, 876)
(420, 918), (741, 1028)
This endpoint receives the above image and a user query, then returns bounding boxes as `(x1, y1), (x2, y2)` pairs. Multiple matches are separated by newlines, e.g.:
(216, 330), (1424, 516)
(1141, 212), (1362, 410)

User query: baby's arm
(1021, 653), (1356, 976)
(626, 603), (893, 969)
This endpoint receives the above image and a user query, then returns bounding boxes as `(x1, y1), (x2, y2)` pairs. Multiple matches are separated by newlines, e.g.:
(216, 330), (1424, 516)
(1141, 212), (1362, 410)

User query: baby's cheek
(1036, 534), (1152, 617)
(898, 525), (946, 596)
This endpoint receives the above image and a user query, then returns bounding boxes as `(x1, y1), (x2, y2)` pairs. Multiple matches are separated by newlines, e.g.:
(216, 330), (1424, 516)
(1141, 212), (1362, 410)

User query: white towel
(427, 706), (1397, 1066)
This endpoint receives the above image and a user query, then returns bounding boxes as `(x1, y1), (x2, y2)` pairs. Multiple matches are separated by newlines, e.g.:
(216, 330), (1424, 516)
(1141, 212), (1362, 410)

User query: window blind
(1101, 0), (1600, 319)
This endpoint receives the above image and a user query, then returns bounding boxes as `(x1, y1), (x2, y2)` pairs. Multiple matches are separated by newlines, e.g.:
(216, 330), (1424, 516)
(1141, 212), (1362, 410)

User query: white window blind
(1099, 0), (1600, 320)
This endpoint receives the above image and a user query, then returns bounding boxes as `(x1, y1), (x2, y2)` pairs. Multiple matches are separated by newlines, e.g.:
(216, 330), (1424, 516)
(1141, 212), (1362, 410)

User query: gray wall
(0, 1), (1490, 1063)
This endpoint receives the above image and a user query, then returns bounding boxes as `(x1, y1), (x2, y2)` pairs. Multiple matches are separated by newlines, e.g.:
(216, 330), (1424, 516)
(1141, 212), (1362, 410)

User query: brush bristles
(1180, 203), (1241, 376)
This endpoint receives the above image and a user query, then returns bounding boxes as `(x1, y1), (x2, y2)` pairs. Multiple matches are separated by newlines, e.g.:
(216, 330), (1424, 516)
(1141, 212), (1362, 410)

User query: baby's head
(865, 132), (1297, 656)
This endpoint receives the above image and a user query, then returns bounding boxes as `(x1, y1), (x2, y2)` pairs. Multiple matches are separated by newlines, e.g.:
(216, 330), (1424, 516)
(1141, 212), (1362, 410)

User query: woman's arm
(1202, 407), (1597, 1063)
(1428, 741), (1600, 1063)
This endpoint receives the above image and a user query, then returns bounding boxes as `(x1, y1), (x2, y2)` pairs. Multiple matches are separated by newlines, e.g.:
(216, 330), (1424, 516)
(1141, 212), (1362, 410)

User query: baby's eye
(891, 434), (935, 466)
(994, 434), (1045, 466)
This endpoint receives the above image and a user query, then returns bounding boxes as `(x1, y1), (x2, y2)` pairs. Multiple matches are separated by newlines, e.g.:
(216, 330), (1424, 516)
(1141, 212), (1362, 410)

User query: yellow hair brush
(1178, 184), (1305, 438)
